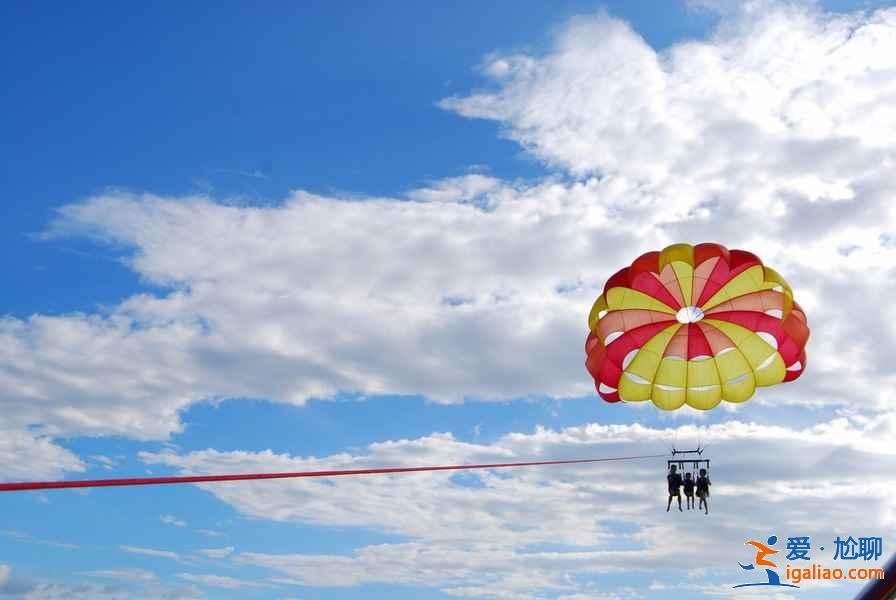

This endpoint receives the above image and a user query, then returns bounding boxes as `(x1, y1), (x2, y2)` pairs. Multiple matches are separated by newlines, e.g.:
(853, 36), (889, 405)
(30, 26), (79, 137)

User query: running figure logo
(733, 535), (800, 589)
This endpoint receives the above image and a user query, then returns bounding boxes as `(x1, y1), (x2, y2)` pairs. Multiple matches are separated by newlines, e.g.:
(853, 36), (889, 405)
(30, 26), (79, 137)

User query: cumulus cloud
(442, 4), (896, 181)
(142, 417), (896, 598)
(0, 427), (85, 481)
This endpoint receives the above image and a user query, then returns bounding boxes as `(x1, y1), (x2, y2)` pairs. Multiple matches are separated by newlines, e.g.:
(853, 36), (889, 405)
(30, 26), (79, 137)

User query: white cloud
(120, 545), (181, 562)
(442, 4), (896, 180)
(197, 546), (234, 559)
(1, 530), (79, 550)
(80, 569), (157, 582)
(90, 455), (120, 470)
(1, 583), (134, 600)
(0, 571), (202, 600)
(160, 514), (187, 527)
(0, 427), (85, 481)
(178, 572), (271, 589)
(1, 176), (641, 444)
(196, 529), (224, 538)
(143, 417), (896, 598)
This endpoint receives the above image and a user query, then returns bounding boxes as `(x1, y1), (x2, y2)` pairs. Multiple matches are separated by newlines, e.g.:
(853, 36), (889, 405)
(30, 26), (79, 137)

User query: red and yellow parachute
(585, 243), (809, 410)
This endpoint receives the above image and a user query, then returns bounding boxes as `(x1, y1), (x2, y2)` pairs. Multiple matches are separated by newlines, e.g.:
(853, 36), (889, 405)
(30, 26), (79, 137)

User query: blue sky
(3, 1), (896, 599)
(0, 1), (722, 319)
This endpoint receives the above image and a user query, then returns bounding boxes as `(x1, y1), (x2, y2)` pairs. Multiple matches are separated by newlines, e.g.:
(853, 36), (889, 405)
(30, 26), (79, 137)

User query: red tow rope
(0, 453), (667, 492)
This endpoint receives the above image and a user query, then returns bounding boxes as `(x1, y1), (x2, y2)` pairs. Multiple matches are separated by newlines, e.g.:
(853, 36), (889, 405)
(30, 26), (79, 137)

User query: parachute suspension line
(696, 429), (702, 478)
(702, 427), (712, 468)
(0, 453), (670, 493)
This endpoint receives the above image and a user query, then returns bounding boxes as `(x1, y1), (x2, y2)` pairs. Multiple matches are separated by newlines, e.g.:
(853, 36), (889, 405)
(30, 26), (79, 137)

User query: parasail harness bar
(668, 446), (710, 472)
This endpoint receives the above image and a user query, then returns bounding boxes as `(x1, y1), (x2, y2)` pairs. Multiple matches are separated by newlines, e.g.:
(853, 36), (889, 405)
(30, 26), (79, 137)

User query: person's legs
(699, 496), (708, 514)
(667, 494), (672, 512)
(677, 493), (682, 511)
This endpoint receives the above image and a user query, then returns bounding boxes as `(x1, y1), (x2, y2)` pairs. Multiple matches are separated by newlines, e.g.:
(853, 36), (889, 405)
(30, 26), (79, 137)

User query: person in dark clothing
(696, 468), (711, 515)
(682, 471), (695, 510)
(666, 464), (683, 512)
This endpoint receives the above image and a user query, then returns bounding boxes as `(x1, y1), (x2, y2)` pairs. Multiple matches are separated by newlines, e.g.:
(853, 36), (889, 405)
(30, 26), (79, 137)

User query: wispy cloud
(160, 514), (187, 527)
(1, 529), (79, 550)
(80, 568), (158, 582)
(196, 529), (225, 538)
(178, 572), (273, 589)
(90, 454), (120, 470)
(209, 168), (270, 180)
(121, 545), (182, 562)
(198, 546), (234, 559)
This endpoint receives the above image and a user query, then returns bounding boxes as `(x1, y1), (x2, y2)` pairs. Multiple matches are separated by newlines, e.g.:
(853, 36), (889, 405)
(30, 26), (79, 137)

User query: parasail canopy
(586, 243), (809, 410)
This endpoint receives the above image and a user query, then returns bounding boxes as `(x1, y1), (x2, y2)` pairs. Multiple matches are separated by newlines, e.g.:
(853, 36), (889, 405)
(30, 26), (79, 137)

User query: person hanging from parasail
(666, 464), (683, 512)
(696, 468), (711, 515)
(683, 471), (695, 510)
